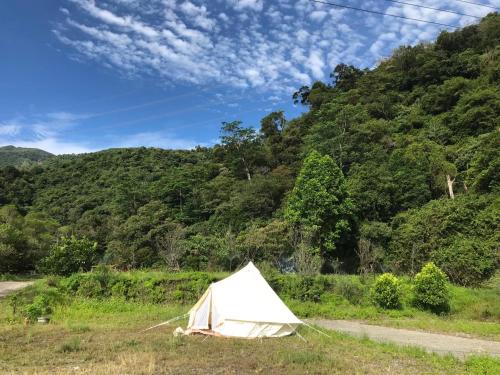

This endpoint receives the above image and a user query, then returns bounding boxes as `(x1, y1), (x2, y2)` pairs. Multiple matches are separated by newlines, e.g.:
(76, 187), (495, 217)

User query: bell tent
(186, 262), (303, 338)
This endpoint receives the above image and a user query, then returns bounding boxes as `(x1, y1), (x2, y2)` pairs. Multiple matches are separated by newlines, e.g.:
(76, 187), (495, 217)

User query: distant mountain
(0, 145), (53, 167)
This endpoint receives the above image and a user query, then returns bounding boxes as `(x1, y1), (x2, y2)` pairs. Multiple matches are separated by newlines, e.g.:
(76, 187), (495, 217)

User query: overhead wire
(309, 0), (461, 28)
(448, 0), (500, 11)
(380, 0), (482, 18)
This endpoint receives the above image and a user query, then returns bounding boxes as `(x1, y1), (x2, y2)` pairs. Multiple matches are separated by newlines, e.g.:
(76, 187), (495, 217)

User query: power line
(449, 0), (500, 11)
(382, 0), (481, 19)
(310, 0), (461, 28)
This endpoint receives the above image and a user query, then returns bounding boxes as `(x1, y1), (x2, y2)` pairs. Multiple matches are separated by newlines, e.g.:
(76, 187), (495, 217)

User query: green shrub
(432, 238), (497, 286)
(76, 277), (103, 298)
(23, 294), (52, 320)
(333, 278), (366, 305)
(413, 262), (450, 313)
(110, 280), (130, 299)
(272, 275), (331, 302)
(372, 273), (401, 309)
(40, 236), (98, 276)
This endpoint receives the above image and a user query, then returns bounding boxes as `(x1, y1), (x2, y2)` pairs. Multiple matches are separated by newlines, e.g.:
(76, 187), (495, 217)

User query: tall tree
(285, 150), (354, 259)
(220, 121), (260, 181)
(330, 63), (367, 92)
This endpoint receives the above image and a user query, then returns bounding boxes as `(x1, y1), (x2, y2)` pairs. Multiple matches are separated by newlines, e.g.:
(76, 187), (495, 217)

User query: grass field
(1, 297), (499, 375)
(1, 272), (499, 374)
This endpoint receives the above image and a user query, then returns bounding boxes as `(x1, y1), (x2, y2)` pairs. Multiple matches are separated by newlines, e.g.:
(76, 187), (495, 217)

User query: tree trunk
(446, 174), (455, 199)
(241, 157), (251, 181)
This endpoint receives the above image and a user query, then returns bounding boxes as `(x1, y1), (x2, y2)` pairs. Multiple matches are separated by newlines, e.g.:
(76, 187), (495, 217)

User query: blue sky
(0, 0), (495, 154)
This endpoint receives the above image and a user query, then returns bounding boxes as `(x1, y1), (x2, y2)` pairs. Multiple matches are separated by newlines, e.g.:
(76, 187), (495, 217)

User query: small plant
(23, 294), (53, 321)
(371, 273), (401, 309)
(67, 324), (91, 333)
(58, 337), (81, 353)
(413, 262), (450, 314)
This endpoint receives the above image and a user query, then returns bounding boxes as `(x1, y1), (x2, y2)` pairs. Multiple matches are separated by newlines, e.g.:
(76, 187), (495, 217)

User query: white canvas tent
(186, 262), (303, 338)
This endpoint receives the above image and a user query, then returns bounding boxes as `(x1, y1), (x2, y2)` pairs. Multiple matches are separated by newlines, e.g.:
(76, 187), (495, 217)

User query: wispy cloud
(0, 123), (21, 136)
(54, 0), (488, 95)
(0, 112), (94, 154)
(2, 138), (95, 155)
(115, 131), (207, 150)
(0, 110), (207, 154)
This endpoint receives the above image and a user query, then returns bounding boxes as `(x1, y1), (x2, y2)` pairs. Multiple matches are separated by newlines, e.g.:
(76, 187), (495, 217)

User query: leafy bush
(372, 273), (401, 309)
(432, 238), (497, 286)
(388, 194), (498, 284)
(269, 275), (331, 302)
(40, 236), (98, 276)
(333, 278), (366, 305)
(76, 277), (103, 298)
(23, 294), (53, 320)
(413, 263), (450, 313)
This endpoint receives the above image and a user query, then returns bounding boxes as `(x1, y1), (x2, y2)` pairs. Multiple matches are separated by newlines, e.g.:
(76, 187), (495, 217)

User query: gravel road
(0, 281), (33, 298)
(309, 319), (500, 358)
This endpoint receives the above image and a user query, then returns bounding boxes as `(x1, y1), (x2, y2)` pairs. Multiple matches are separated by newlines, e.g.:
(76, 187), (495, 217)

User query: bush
(76, 277), (103, 298)
(413, 262), (450, 313)
(432, 238), (497, 287)
(333, 278), (365, 305)
(40, 236), (98, 276)
(270, 275), (331, 302)
(372, 273), (401, 309)
(23, 294), (53, 320)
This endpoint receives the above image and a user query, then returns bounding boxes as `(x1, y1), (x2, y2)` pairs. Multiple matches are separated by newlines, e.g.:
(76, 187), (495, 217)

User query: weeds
(58, 337), (81, 353)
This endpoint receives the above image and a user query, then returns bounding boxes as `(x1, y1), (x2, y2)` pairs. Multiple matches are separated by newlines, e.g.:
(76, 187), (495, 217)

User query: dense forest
(0, 14), (498, 286)
(0, 146), (53, 167)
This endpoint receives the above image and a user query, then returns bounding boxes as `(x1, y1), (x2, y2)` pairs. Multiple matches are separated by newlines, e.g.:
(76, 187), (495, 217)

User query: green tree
(285, 150), (354, 259)
(219, 121), (261, 181)
(330, 63), (367, 92)
(40, 236), (98, 276)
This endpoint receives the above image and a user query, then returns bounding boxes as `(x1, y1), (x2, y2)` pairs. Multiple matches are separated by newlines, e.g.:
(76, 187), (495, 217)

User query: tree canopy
(0, 14), (498, 284)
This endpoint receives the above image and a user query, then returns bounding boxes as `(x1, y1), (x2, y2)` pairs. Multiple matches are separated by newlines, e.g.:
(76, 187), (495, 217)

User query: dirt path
(309, 319), (500, 359)
(0, 281), (33, 298)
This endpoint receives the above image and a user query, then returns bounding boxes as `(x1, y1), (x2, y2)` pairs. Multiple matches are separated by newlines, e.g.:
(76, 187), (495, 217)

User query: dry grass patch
(1, 321), (492, 375)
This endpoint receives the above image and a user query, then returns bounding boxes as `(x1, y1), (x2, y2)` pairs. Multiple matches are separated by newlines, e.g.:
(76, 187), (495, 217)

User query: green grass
(4, 270), (500, 340)
(0, 273), (40, 281)
(1, 294), (499, 374)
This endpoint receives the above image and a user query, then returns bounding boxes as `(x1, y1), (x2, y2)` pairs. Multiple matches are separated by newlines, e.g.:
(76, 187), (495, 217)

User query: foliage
(413, 263), (450, 314)
(372, 273), (401, 309)
(285, 150), (354, 258)
(0, 205), (59, 273)
(432, 237), (497, 287)
(40, 236), (98, 276)
(0, 14), (498, 280)
(0, 145), (53, 167)
(23, 294), (53, 320)
(388, 194), (498, 285)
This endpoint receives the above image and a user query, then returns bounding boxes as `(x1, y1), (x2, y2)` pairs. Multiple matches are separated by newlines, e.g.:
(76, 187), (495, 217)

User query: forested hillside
(0, 14), (498, 285)
(0, 146), (53, 167)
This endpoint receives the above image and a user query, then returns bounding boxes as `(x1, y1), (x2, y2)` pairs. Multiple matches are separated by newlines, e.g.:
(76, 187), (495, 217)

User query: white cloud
(310, 10), (327, 22)
(0, 112), (94, 155)
(0, 111), (206, 153)
(179, 1), (216, 30)
(117, 131), (205, 149)
(218, 12), (229, 22)
(55, 0), (488, 94)
(0, 124), (21, 136)
(0, 138), (94, 155)
(227, 0), (264, 11)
